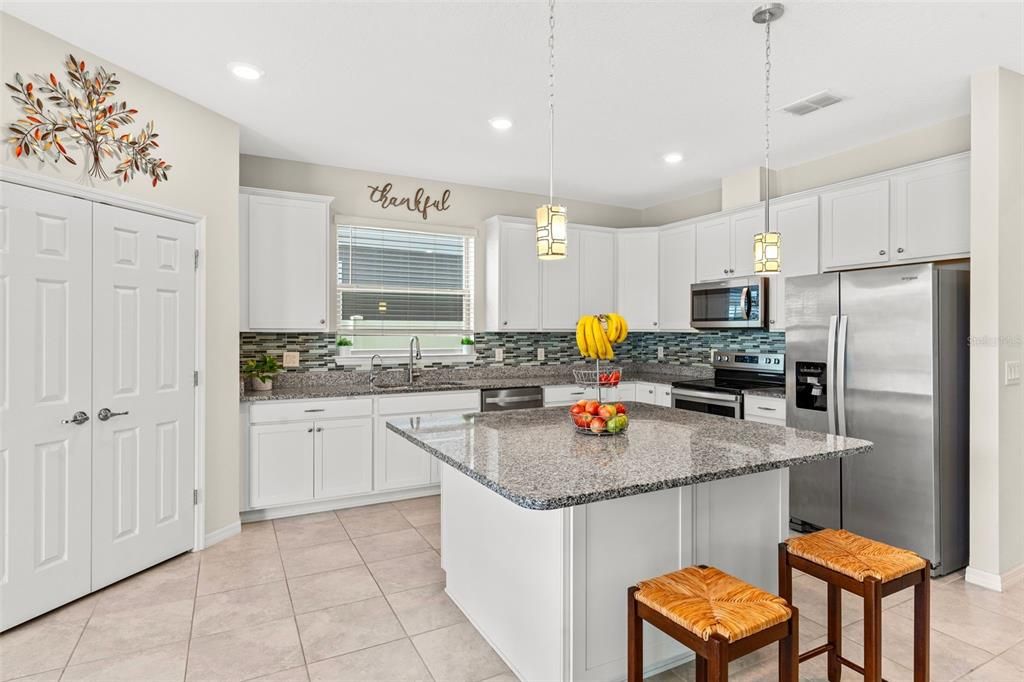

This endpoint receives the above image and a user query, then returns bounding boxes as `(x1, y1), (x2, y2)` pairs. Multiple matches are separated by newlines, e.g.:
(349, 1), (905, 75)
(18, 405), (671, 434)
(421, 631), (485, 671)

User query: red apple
(615, 402), (628, 415)
(590, 416), (607, 433)
(575, 399), (588, 407)
(570, 404), (585, 415)
(585, 400), (601, 415)
(598, 404), (617, 420)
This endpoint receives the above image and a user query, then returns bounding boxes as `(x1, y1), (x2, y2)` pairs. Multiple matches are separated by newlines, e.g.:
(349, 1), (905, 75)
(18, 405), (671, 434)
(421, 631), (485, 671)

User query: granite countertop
(240, 368), (702, 402)
(386, 404), (872, 510)
(743, 387), (787, 399)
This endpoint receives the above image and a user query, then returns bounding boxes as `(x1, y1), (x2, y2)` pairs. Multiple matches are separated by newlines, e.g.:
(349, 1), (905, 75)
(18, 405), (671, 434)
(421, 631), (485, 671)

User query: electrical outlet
(1006, 360), (1021, 386)
(657, 346), (665, 360)
(537, 348), (545, 361)
(495, 348), (504, 362)
(282, 351), (300, 368)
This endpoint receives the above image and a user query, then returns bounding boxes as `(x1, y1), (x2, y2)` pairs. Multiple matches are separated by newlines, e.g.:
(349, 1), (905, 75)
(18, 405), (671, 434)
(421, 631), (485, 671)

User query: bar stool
(627, 564), (799, 682)
(779, 529), (930, 682)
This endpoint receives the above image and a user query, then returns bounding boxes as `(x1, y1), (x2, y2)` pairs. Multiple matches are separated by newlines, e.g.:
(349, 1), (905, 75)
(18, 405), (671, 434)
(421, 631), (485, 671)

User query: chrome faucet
(408, 336), (422, 384)
(368, 354), (384, 387)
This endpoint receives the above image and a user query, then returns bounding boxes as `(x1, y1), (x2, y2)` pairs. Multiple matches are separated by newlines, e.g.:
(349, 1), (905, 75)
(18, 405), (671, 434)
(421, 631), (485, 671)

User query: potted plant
(242, 354), (282, 391)
(336, 336), (354, 357)
(460, 336), (476, 355)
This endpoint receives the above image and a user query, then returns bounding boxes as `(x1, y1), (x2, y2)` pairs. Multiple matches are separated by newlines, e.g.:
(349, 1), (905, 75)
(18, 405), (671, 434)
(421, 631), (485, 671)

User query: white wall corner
(966, 562), (1024, 592)
(204, 519), (242, 548)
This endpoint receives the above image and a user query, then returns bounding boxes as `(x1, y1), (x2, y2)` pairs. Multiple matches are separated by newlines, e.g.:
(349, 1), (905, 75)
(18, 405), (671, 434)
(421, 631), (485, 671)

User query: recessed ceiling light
(228, 62), (264, 81)
(663, 152), (684, 164)
(489, 117), (513, 131)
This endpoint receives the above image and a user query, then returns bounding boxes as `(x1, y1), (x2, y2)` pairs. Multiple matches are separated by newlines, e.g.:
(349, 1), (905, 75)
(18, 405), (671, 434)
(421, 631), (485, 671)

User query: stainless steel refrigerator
(785, 262), (969, 575)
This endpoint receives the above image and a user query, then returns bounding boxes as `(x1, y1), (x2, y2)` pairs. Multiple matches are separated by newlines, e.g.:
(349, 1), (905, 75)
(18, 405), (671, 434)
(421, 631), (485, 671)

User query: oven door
(690, 277), (767, 329)
(671, 388), (742, 418)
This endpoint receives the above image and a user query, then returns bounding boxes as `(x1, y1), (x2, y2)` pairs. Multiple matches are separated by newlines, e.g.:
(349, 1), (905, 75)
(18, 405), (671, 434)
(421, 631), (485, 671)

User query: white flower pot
(461, 345), (475, 355)
(338, 347), (352, 357)
(251, 377), (273, 391)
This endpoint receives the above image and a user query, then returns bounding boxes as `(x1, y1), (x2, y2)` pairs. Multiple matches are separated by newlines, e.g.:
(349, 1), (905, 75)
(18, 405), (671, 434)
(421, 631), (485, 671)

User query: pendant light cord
(764, 18), (772, 232)
(548, 0), (556, 207)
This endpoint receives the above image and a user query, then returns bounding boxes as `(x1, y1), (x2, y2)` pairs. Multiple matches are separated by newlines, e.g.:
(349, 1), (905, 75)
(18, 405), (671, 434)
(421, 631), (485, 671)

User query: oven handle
(670, 388), (741, 404)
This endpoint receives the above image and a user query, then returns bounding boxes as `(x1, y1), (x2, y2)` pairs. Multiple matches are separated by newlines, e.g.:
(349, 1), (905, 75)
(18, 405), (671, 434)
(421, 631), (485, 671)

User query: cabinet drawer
(744, 395), (786, 421)
(249, 398), (373, 424)
(543, 385), (597, 406)
(377, 390), (480, 416)
(743, 413), (786, 428)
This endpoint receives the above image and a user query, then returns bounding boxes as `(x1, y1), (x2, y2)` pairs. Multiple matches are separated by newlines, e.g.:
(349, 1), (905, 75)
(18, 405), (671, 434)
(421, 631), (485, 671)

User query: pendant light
(537, 0), (567, 260)
(752, 3), (783, 274)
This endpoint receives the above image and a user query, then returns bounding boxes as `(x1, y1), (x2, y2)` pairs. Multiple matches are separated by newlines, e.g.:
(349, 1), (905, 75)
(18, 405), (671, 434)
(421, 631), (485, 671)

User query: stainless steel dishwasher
(480, 386), (544, 412)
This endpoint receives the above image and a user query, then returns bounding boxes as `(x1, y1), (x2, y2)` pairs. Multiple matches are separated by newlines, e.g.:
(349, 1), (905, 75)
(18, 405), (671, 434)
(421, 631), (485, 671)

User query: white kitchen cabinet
(543, 384), (597, 406)
(485, 218), (540, 331)
(695, 216), (732, 282)
(315, 417), (374, 499)
(241, 187), (333, 331)
(616, 230), (660, 330)
(729, 209), (766, 278)
(658, 225), (696, 331)
(767, 196), (820, 331)
(655, 384), (673, 407)
(742, 395), (786, 427)
(541, 228), (581, 330)
(250, 422), (315, 507)
(376, 415), (436, 490)
(602, 383), (636, 403)
(892, 154), (970, 262)
(579, 228), (616, 318)
(635, 382), (658, 404)
(820, 179), (891, 270)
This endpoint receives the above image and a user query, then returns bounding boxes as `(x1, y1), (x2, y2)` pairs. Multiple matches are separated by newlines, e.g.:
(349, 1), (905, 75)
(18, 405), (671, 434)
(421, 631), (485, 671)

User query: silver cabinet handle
(97, 408), (128, 421)
(303, 408), (325, 413)
(757, 406), (777, 412)
(61, 411), (90, 425)
(897, 247), (904, 254)
(879, 249), (886, 256)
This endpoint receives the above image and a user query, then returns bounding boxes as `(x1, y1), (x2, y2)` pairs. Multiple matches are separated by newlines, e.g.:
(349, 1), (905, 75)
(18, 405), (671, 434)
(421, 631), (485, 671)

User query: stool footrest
(797, 642), (833, 663)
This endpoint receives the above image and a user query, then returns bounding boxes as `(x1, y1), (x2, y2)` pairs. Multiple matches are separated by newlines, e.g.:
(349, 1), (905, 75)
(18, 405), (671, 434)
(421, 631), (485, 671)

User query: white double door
(1, 182), (196, 630)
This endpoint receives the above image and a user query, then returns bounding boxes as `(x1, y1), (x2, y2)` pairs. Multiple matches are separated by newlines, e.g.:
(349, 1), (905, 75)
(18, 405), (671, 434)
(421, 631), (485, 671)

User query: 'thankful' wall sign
(367, 182), (452, 220)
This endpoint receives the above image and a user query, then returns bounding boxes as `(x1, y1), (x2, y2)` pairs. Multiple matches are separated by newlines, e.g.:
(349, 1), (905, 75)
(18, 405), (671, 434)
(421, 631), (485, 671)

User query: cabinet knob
(653, 321), (658, 326)
(879, 249), (887, 256)
(320, 319), (326, 325)
(897, 247), (905, 254)
(316, 427), (323, 432)
(769, 319), (775, 325)
(307, 427), (314, 433)
(730, 268), (735, 274)
(503, 321), (508, 326)
(723, 268), (729, 274)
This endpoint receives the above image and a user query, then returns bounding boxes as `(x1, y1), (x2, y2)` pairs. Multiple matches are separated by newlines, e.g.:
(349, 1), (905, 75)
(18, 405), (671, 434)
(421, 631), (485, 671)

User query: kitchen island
(387, 403), (871, 682)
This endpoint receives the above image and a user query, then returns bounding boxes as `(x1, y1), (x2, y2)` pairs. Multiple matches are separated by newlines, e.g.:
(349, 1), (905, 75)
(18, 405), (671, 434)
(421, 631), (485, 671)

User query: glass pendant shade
(536, 204), (567, 260)
(753, 230), (782, 273)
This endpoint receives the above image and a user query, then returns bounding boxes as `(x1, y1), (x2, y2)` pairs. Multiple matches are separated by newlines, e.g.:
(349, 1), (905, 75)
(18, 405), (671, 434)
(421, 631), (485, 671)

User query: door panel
(0, 182), (93, 630)
(893, 156), (969, 261)
(540, 228), (580, 330)
(315, 417), (373, 499)
(579, 229), (615, 318)
(250, 422), (315, 507)
(730, 209), (765, 278)
(615, 231), (659, 330)
(376, 416), (434, 490)
(694, 218), (731, 281)
(821, 180), (891, 269)
(500, 223), (540, 330)
(658, 226), (695, 330)
(91, 205), (195, 590)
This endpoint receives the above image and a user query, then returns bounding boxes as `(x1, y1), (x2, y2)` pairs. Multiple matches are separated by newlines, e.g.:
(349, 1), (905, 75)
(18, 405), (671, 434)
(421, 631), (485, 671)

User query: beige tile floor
(2, 495), (1022, 681)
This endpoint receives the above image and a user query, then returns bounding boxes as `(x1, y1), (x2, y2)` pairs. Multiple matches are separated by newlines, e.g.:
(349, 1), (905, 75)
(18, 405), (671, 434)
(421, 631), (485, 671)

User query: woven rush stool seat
(786, 528), (928, 582)
(780, 530), (930, 682)
(634, 565), (792, 642)
(628, 565), (799, 682)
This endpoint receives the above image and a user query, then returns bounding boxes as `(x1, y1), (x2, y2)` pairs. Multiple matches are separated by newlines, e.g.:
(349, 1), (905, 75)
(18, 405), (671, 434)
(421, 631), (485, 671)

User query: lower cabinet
(634, 382), (671, 406)
(316, 417), (374, 499)
(250, 422), (318, 508)
(375, 416), (436, 491)
(742, 395), (786, 426)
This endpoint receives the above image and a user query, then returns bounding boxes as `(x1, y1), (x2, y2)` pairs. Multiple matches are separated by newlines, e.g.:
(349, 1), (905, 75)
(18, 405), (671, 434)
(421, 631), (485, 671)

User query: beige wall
(0, 14), (241, 535)
(640, 116), (971, 225)
(968, 67), (1024, 585)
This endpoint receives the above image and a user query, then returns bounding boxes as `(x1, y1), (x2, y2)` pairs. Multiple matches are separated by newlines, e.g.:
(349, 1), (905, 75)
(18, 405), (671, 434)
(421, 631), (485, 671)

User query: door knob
(61, 411), (90, 425)
(97, 408), (129, 421)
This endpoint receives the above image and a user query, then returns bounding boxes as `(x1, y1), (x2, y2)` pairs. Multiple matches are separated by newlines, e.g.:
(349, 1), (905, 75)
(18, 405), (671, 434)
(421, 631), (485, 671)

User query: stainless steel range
(671, 350), (785, 419)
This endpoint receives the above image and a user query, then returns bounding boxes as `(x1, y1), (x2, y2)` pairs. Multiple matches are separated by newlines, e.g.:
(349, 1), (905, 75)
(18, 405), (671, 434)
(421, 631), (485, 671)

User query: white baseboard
(240, 485), (440, 523)
(965, 562), (1024, 592)
(204, 520), (242, 548)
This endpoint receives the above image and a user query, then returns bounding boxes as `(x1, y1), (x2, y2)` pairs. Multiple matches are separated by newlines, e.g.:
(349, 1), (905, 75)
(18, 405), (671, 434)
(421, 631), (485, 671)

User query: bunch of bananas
(575, 313), (629, 360)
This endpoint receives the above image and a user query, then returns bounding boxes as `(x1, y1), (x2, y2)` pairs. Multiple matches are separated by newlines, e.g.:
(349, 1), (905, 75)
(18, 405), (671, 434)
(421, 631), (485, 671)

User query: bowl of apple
(569, 400), (629, 436)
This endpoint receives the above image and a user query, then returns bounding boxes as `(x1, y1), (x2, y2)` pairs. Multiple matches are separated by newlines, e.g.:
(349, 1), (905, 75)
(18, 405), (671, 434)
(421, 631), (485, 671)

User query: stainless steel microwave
(690, 277), (768, 329)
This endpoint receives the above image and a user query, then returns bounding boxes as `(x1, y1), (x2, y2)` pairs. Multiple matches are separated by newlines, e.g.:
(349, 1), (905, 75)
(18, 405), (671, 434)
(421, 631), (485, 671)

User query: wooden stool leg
(707, 635), (729, 682)
(863, 577), (883, 682)
(696, 655), (708, 682)
(779, 605), (799, 682)
(827, 583), (842, 681)
(778, 542), (793, 603)
(914, 567), (930, 682)
(627, 587), (643, 682)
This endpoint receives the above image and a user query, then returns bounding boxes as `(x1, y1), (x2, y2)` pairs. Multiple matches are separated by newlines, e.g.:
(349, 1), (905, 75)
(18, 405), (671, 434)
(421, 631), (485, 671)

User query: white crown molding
(240, 185), (334, 204)
(0, 165), (204, 223)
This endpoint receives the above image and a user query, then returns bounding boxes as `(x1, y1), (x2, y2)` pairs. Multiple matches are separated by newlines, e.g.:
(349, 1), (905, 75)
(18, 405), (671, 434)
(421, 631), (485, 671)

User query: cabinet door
(655, 384), (673, 407)
(500, 222), (541, 330)
(635, 383), (658, 405)
(694, 217), (732, 281)
(375, 415), (435, 490)
(893, 156), (969, 262)
(730, 209), (766, 278)
(250, 423), (314, 507)
(820, 179), (891, 270)
(768, 196), (820, 331)
(315, 417), (373, 499)
(248, 195), (328, 330)
(616, 231), (660, 330)
(658, 226), (695, 331)
(541, 228), (580, 330)
(579, 229), (615, 317)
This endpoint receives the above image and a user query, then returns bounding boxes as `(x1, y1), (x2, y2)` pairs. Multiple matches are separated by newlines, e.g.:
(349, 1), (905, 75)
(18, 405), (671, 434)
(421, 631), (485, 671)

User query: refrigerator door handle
(836, 315), (849, 437)
(826, 314), (838, 435)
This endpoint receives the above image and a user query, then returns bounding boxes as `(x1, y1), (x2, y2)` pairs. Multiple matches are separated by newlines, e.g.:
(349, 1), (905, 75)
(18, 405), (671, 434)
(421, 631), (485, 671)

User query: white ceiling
(5, 1), (1022, 209)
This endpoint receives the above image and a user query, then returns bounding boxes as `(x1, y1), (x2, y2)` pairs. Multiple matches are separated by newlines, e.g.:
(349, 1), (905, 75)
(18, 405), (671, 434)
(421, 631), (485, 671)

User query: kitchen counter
(743, 386), (787, 399)
(387, 403), (870, 510)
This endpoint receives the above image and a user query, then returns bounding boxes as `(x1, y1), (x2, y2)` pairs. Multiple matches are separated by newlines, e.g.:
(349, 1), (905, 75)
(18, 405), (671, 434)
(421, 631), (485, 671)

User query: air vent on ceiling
(781, 90), (844, 116)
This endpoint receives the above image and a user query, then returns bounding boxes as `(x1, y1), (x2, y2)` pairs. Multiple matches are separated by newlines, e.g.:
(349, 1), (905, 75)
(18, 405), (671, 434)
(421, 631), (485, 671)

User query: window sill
(334, 350), (477, 369)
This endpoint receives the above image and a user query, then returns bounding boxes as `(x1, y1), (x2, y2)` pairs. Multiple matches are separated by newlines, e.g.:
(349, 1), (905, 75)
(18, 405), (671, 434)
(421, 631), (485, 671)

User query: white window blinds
(337, 224), (474, 335)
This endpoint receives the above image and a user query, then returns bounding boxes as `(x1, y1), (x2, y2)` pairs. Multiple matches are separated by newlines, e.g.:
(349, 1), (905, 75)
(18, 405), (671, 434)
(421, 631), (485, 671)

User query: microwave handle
(740, 287), (750, 320)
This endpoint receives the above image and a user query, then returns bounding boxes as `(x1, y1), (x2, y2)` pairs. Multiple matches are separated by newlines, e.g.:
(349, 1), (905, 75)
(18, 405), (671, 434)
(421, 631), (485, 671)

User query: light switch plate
(495, 348), (504, 362)
(537, 348), (545, 361)
(1006, 360), (1021, 385)
(282, 351), (300, 368)
(657, 346), (665, 360)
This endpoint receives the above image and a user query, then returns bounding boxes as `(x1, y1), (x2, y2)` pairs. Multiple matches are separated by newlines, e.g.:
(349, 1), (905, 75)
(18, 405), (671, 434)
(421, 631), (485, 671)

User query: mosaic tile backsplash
(240, 329), (786, 373)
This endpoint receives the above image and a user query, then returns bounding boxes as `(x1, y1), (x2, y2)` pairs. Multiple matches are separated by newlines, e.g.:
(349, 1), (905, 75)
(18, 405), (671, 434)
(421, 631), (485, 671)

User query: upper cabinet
(616, 230), (660, 331)
(767, 196), (819, 331)
(658, 224), (696, 331)
(240, 187), (333, 332)
(694, 209), (764, 281)
(578, 229), (616, 318)
(485, 218), (540, 331)
(820, 178), (891, 270)
(892, 154), (969, 262)
(729, 209), (767, 278)
(541, 228), (581, 330)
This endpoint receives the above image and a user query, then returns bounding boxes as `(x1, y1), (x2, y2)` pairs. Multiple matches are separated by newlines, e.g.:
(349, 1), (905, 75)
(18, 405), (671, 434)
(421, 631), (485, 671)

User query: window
(336, 224), (474, 351)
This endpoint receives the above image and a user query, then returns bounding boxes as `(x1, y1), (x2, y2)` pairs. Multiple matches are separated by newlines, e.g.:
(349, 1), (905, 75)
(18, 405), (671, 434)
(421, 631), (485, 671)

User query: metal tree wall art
(6, 54), (171, 186)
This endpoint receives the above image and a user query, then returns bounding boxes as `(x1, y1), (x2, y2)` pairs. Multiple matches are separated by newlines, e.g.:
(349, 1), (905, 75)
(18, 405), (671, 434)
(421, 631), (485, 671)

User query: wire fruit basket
(568, 359), (629, 436)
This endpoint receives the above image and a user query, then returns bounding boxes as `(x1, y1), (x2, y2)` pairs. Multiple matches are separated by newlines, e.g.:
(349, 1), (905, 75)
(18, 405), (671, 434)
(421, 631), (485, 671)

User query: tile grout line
(273, 518), (312, 677)
(181, 552), (201, 682)
(56, 607), (94, 680)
